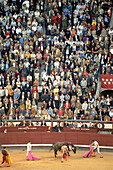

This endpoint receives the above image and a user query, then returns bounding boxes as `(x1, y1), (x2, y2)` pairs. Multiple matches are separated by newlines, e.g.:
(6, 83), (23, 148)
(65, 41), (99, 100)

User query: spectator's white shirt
(60, 95), (65, 101)
(109, 111), (113, 117)
(27, 75), (32, 82)
(32, 21), (37, 27)
(24, 9), (29, 14)
(110, 48), (113, 54)
(0, 88), (4, 97)
(82, 102), (88, 111)
(16, 27), (21, 34)
(60, 71), (65, 78)
(55, 75), (60, 81)
(49, 75), (54, 82)
(41, 71), (46, 80)
(4, 88), (8, 96)
(16, 81), (21, 87)
(54, 61), (59, 69)
(13, 14), (18, 20)
(109, 29), (113, 35)
(21, 53), (25, 60)
(74, 17), (78, 24)
(34, 72), (39, 81)
(80, 80), (87, 87)
(35, 11), (40, 18)
(38, 86), (43, 93)
(23, 0), (29, 8)
(74, 9), (79, 16)
(32, 26), (37, 32)
(24, 61), (30, 68)
(53, 80), (59, 87)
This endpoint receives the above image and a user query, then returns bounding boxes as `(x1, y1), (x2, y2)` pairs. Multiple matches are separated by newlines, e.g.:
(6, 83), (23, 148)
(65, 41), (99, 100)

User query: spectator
(54, 122), (62, 132)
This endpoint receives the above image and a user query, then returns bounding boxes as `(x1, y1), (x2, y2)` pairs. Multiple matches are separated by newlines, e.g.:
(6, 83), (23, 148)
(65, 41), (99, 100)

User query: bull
(51, 142), (76, 157)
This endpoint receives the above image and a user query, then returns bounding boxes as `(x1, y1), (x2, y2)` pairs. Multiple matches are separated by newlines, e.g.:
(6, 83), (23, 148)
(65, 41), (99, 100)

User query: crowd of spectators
(0, 0), (113, 123)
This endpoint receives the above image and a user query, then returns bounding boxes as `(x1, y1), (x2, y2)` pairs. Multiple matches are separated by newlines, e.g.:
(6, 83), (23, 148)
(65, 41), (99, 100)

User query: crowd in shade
(0, 0), (113, 124)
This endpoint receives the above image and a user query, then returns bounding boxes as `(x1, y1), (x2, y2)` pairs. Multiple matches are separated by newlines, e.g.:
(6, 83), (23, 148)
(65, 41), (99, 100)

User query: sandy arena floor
(0, 149), (113, 170)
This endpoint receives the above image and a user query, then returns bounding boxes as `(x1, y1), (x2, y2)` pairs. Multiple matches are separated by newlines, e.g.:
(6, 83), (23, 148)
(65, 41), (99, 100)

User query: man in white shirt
(16, 26), (21, 35)
(91, 140), (103, 158)
(26, 140), (32, 158)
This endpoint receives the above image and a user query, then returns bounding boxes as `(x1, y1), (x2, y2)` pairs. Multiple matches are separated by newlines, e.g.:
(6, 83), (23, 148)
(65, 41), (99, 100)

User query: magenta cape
(83, 145), (93, 158)
(27, 150), (40, 160)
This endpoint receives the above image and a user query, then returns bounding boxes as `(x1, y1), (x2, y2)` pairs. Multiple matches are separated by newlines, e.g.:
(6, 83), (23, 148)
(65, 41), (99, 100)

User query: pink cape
(27, 150), (40, 160)
(83, 145), (93, 158)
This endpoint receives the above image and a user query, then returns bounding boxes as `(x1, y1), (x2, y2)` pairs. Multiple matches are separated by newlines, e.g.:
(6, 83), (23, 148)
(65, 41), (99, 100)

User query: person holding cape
(26, 140), (40, 161)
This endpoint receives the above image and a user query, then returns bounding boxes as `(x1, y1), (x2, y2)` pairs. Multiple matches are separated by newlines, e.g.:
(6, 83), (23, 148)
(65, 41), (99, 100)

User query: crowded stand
(0, 0), (113, 127)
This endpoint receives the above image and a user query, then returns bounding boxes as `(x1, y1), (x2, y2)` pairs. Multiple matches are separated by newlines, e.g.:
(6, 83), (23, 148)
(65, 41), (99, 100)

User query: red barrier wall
(1, 132), (113, 146)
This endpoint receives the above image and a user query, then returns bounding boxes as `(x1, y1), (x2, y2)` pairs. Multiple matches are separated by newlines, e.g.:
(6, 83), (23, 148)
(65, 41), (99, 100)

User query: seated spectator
(19, 113), (25, 120)
(9, 122), (14, 127)
(81, 123), (88, 128)
(94, 114), (100, 121)
(19, 107), (26, 117)
(58, 107), (64, 117)
(19, 120), (28, 127)
(32, 98), (37, 111)
(41, 92), (49, 102)
(30, 108), (37, 118)
(2, 114), (7, 120)
(47, 107), (53, 118)
(104, 114), (110, 121)
(109, 108), (113, 118)
(41, 121), (47, 126)
(89, 114), (94, 120)
(0, 107), (5, 117)
(78, 122), (83, 127)
(54, 122), (62, 132)
(73, 122), (78, 128)
(28, 120), (34, 127)
(26, 97), (31, 110)
(88, 122), (96, 128)
(67, 109), (73, 119)
(64, 101), (70, 110)
(69, 122), (74, 127)
(45, 113), (51, 120)
(8, 107), (15, 119)
(53, 107), (58, 119)
(75, 100), (82, 110)
(90, 108), (97, 118)
(41, 108), (48, 119)
(41, 101), (47, 110)
(37, 107), (42, 116)
(64, 121), (69, 127)
(3, 121), (8, 127)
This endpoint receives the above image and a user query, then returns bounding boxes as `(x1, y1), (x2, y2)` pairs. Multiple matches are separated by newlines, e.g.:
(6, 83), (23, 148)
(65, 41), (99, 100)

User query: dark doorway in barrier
(101, 90), (113, 97)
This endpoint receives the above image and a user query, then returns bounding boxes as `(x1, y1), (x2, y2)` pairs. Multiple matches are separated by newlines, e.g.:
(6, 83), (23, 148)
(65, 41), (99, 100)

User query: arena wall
(1, 132), (113, 146)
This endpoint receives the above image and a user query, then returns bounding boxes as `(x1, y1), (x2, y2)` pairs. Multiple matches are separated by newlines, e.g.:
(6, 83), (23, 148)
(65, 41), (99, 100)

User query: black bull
(51, 142), (76, 157)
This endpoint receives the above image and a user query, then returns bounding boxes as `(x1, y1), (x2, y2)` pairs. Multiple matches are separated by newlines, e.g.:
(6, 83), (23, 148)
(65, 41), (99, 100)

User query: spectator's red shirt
(57, 15), (62, 23)
(31, 87), (38, 93)
(91, 25), (96, 30)
(17, 18), (22, 23)
(83, 72), (88, 78)
(15, 71), (20, 78)
(51, 15), (57, 23)
(64, 103), (70, 109)
(58, 110), (63, 116)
